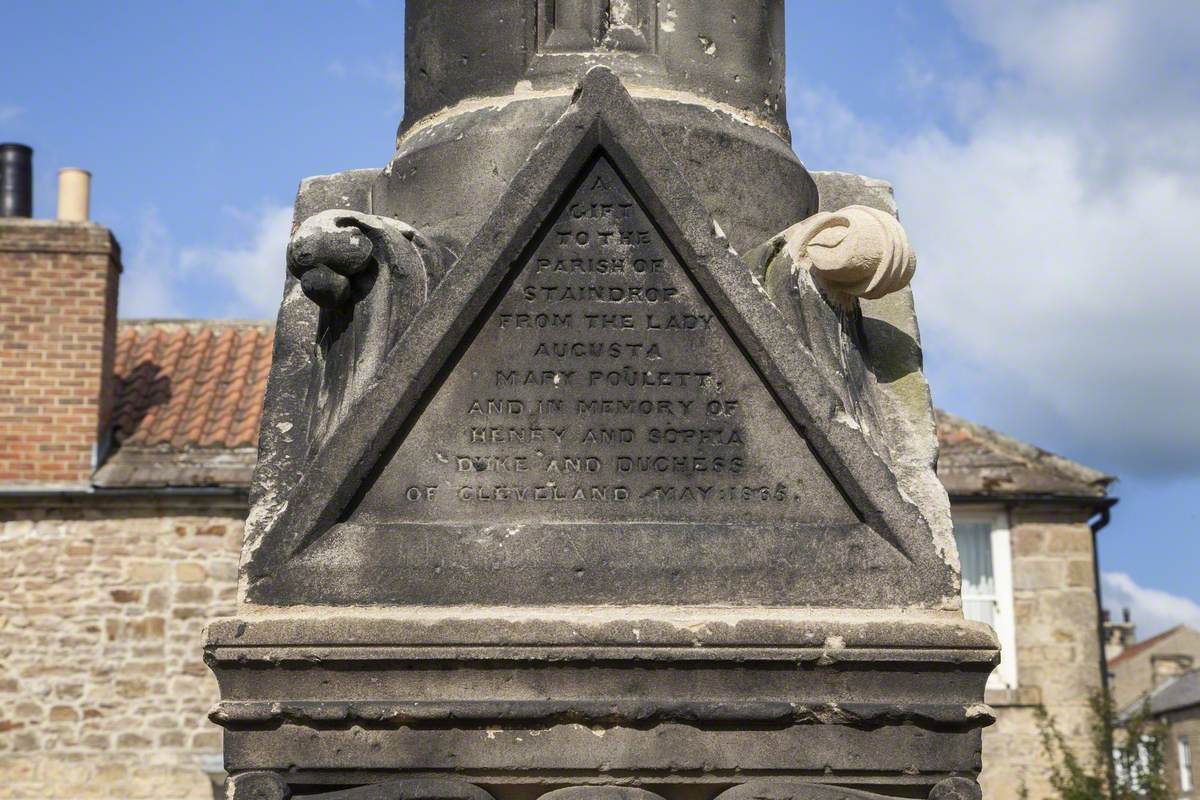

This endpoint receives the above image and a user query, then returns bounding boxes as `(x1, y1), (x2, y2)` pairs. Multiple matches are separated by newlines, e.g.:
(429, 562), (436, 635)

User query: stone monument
(206, 3), (998, 799)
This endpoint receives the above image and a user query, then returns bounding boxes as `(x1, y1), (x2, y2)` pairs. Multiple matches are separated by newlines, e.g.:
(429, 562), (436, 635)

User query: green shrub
(1034, 691), (1171, 800)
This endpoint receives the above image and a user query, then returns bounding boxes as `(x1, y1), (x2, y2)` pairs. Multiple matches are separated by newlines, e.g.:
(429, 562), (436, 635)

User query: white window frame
(952, 507), (1019, 690)
(1180, 734), (1194, 793)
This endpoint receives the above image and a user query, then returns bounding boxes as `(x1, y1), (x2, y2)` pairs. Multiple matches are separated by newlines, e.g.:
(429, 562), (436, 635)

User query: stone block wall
(0, 494), (1104, 799)
(978, 507), (1104, 800)
(0, 221), (121, 487)
(0, 496), (243, 800)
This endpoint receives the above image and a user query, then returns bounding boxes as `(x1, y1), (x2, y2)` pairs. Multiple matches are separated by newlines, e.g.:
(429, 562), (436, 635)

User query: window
(953, 510), (1018, 690)
(1181, 735), (1194, 793)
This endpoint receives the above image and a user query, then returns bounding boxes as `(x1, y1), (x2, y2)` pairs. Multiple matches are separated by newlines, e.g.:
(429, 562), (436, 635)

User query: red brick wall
(0, 220), (120, 486)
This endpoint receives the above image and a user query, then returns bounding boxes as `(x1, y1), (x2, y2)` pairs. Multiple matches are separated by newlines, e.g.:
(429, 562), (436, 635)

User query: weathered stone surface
(0, 496), (243, 800)
(713, 780), (961, 800)
(226, 770), (290, 800)
(928, 778), (983, 800)
(242, 68), (957, 611)
(380, 1), (813, 258)
(208, 4), (997, 798)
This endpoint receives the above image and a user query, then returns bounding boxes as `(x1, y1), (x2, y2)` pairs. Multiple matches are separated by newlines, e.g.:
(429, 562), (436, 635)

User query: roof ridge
(1108, 624), (1191, 666)
(118, 317), (274, 327)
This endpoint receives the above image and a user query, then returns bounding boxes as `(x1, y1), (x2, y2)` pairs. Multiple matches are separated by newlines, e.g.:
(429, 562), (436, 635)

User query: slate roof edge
(947, 493), (1118, 509)
(0, 484), (247, 499)
(1120, 667), (1200, 718)
(936, 409), (1115, 496)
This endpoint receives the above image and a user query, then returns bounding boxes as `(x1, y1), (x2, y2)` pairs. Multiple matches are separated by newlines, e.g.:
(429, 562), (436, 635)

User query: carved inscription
(350, 157), (857, 525)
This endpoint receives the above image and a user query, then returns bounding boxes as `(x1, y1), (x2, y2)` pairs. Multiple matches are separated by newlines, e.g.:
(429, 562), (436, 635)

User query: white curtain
(954, 520), (996, 628)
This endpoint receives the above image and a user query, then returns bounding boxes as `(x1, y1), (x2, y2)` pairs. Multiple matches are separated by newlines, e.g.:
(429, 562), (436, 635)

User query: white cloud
(947, 0), (1200, 176)
(885, 122), (1200, 474)
(121, 207), (184, 318)
(179, 205), (292, 319)
(792, 1), (1200, 476)
(121, 204), (292, 320)
(1103, 572), (1200, 638)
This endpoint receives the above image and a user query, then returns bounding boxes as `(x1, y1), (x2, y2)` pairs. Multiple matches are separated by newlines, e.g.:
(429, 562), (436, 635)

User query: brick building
(936, 413), (1115, 798)
(0, 197), (1117, 798)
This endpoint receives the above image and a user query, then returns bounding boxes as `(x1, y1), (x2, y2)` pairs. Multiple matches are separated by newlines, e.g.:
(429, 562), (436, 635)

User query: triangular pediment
(349, 154), (858, 529)
(246, 68), (954, 607)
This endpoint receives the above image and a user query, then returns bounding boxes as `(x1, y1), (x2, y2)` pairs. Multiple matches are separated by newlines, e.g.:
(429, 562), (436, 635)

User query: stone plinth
(208, 610), (994, 795)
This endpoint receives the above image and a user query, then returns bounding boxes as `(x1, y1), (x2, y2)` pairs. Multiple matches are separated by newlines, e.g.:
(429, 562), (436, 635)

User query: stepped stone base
(207, 609), (995, 798)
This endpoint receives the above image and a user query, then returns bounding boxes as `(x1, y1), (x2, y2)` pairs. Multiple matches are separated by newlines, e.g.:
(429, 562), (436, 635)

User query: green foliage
(1035, 691), (1172, 800)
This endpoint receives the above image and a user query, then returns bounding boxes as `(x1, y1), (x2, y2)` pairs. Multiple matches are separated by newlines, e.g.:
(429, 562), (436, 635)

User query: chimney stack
(0, 144), (33, 218)
(0, 155), (121, 489)
(1103, 608), (1138, 662)
(57, 168), (91, 222)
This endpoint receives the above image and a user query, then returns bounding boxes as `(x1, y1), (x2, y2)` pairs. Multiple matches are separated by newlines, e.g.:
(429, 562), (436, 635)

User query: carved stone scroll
(766, 204), (916, 306)
(286, 210), (443, 452)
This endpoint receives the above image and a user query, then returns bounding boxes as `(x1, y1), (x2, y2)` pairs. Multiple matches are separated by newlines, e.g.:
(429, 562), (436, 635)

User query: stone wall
(979, 507), (1104, 800)
(0, 494), (1103, 799)
(0, 495), (243, 800)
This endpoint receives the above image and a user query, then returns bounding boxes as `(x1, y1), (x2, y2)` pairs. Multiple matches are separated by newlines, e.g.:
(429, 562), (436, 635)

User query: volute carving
(286, 209), (444, 450)
(768, 204), (916, 306)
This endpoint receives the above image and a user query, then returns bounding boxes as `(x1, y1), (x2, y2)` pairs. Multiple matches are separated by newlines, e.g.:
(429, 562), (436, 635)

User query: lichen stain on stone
(660, 2), (677, 32)
(823, 635), (846, 650)
(965, 703), (993, 719)
(602, 0), (639, 44)
(833, 410), (861, 431)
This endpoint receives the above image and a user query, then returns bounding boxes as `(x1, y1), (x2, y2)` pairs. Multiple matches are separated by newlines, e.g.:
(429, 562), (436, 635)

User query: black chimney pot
(0, 143), (33, 218)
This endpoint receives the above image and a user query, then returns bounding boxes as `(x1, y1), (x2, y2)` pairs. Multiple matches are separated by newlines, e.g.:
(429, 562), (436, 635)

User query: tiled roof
(1136, 668), (1200, 717)
(935, 410), (1113, 500)
(92, 321), (1114, 499)
(110, 320), (273, 448)
(93, 320), (273, 489)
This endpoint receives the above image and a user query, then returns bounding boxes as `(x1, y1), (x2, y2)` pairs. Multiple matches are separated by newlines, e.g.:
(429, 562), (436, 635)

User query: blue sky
(3, 1), (1198, 634)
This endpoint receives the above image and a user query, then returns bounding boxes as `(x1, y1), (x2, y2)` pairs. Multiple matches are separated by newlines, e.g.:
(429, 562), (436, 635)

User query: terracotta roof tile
(110, 320), (273, 450)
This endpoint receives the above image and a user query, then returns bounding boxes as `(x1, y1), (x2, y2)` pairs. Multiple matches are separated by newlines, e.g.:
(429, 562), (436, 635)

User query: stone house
(1108, 624), (1200, 711)
(1106, 625), (1200, 798)
(1138, 670), (1200, 798)
(936, 413), (1115, 798)
(0, 207), (1116, 797)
